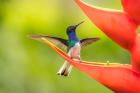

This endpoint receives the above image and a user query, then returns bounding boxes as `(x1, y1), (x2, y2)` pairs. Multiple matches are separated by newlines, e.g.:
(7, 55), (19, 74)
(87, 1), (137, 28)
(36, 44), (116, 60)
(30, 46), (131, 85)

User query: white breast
(68, 42), (81, 58)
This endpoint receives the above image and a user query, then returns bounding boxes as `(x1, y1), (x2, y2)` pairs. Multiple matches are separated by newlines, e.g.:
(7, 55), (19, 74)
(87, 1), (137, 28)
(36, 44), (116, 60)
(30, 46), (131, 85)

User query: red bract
(40, 38), (140, 93)
(121, 0), (140, 23)
(33, 0), (140, 93)
(74, 0), (138, 50)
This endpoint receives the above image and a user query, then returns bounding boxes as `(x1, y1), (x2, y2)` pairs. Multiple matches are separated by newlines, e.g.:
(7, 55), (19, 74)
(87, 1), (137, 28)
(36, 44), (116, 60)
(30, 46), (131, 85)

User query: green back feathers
(67, 40), (78, 48)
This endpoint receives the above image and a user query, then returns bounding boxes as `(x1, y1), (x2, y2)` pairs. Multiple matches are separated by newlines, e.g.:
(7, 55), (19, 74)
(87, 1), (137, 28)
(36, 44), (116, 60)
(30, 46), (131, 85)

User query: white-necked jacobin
(30, 21), (100, 76)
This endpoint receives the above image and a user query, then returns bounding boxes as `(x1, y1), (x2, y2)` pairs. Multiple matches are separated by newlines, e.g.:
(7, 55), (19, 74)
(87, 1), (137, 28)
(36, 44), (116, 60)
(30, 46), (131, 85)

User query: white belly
(68, 43), (81, 59)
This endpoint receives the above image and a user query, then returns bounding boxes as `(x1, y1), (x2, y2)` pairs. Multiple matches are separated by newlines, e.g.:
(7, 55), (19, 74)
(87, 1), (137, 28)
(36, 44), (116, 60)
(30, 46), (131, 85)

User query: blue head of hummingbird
(30, 21), (100, 76)
(66, 21), (84, 48)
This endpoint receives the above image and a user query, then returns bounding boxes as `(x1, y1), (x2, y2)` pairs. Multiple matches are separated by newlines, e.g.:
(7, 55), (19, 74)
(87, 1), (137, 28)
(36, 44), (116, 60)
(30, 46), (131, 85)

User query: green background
(0, 0), (131, 93)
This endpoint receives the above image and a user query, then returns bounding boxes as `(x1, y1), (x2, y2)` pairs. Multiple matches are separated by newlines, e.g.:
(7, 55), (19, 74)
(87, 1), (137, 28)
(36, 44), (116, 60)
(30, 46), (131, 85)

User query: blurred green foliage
(0, 0), (130, 93)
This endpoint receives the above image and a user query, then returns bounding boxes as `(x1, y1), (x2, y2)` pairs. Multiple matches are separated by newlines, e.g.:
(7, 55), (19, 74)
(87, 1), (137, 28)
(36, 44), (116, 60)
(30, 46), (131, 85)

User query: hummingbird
(30, 21), (100, 76)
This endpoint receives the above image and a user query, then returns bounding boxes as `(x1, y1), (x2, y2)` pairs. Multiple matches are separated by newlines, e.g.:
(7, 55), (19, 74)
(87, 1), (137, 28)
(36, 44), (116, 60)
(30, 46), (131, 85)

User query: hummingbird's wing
(30, 35), (68, 49)
(80, 38), (100, 47)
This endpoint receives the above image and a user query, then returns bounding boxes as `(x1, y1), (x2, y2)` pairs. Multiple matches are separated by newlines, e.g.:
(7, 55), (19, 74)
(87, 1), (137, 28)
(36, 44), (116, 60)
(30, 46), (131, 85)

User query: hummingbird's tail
(57, 61), (73, 76)
(57, 57), (80, 76)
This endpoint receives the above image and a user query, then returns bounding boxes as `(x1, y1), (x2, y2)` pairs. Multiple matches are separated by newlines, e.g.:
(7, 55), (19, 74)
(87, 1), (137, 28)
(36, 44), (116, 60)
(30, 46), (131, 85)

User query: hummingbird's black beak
(75, 21), (85, 28)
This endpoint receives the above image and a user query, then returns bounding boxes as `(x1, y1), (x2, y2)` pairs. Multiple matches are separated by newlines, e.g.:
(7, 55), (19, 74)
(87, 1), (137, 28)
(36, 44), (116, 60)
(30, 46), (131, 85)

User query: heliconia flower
(74, 0), (139, 51)
(31, 0), (140, 93)
(74, 0), (140, 72)
(38, 37), (140, 93)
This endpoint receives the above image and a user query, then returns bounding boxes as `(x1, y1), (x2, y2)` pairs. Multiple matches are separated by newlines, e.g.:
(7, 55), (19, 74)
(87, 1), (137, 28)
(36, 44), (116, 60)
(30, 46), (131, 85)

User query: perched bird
(30, 21), (100, 76)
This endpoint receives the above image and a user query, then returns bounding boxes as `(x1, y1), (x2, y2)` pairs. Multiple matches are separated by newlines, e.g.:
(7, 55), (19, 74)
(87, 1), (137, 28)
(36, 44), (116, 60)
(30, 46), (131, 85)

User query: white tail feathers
(57, 58), (80, 76)
(57, 61), (73, 76)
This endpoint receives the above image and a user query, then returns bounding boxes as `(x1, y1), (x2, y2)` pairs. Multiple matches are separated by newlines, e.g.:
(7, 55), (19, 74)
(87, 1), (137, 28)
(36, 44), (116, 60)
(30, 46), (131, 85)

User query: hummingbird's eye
(66, 26), (76, 34)
(69, 26), (75, 31)
(72, 27), (75, 30)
